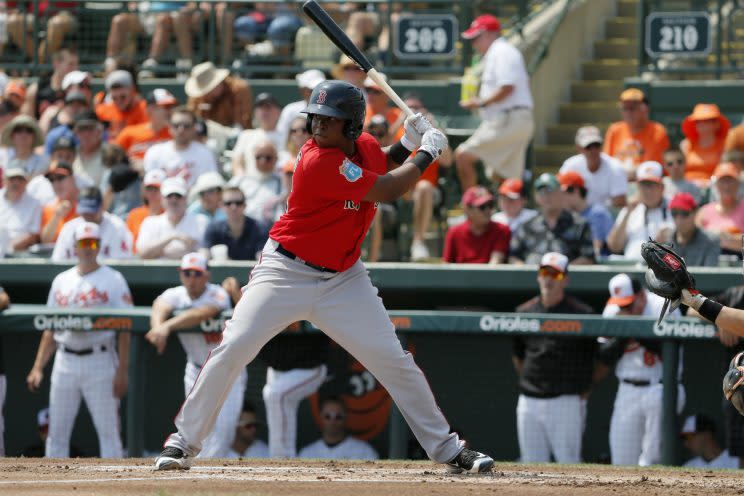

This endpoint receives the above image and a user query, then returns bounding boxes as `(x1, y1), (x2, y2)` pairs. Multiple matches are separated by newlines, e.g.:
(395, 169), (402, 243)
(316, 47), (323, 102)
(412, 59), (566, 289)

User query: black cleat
(446, 448), (494, 474)
(155, 446), (192, 470)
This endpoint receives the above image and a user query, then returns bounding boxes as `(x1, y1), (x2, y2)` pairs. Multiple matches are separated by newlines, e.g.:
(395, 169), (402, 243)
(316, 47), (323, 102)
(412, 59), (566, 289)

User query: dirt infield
(1, 458), (743, 496)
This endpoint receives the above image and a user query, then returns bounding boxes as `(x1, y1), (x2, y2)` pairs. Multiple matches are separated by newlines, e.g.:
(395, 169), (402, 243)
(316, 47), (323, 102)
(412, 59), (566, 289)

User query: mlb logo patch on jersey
(339, 158), (363, 182)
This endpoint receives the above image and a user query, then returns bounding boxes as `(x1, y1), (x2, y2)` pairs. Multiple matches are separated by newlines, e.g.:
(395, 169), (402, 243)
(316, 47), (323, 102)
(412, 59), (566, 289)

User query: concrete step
(534, 145), (576, 168)
(559, 101), (619, 123)
(605, 17), (637, 39)
(570, 80), (625, 102)
(546, 122), (611, 145)
(582, 59), (638, 80)
(594, 38), (637, 59)
(617, 0), (638, 18)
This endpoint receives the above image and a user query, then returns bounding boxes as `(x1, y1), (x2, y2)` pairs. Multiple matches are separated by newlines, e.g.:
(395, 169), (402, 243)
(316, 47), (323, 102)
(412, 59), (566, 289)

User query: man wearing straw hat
(185, 62), (253, 130)
(0, 114), (48, 178)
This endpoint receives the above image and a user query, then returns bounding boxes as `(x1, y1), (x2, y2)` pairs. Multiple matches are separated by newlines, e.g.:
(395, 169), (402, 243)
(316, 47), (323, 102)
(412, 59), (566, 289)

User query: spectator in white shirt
(455, 14), (534, 189)
(227, 401), (269, 459)
(0, 167), (41, 253)
(231, 93), (288, 178)
(298, 397), (378, 460)
(559, 125), (628, 208)
(144, 107), (217, 188)
(682, 414), (740, 469)
(276, 70), (325, 148)
(136, 177), (208, 259)
(52, 186), (133, 261)
(235, 139), (284, 225)
(72, 110), (106, 189)
(607, 161), (672, 260)
(491, 178), (536, 233)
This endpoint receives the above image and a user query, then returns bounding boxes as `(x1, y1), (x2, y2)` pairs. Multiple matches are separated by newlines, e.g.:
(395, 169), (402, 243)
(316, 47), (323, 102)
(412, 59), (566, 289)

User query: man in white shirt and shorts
(456, 14), (534, 190)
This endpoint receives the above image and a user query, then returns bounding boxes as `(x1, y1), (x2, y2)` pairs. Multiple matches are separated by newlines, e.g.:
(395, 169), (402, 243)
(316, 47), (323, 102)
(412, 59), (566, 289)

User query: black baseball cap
(255, 92), (280, 108)
(52, 135), (76, 151)
(74, 110), (100, 128)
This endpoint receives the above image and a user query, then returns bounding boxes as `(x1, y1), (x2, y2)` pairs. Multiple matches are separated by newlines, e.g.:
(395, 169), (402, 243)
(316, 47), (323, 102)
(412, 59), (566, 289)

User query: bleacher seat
(294, 26), (337, 70)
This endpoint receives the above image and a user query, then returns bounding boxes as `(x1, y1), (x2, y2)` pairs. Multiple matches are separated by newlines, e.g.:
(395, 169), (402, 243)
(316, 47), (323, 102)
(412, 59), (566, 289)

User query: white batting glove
(400, 113), (433, 151)
(419, 128), (448, 160)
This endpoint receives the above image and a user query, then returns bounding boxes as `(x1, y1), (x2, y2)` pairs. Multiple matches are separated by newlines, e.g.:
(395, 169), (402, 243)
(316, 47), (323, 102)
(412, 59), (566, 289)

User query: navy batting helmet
(302, 80), (366, 140)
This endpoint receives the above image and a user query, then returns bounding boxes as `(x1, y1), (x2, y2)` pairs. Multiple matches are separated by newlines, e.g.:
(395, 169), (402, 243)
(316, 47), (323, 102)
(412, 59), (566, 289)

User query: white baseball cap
(575, 125), (603, 148)
(74, 221), (101, 241)
(607, 273), (636, 307)
(636, 161), (664, 183)
(539, 252), (569, 274)
(180, 252), (208, 272)
(296, 69), (326, 90)
(160, 177), (188, 197)
(192, 171), (225, 195)
(61, 70), (91, 91)
(143, 169), (167, 187)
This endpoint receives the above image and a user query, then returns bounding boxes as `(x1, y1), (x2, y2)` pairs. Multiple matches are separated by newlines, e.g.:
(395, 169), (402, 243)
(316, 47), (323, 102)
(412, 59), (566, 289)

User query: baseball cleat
(155, 446), (192, 470)
(446, 448), (494, 474)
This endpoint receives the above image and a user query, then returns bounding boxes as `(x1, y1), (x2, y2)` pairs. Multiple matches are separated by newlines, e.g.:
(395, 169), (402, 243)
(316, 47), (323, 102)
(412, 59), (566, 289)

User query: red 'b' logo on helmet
(317, 89), (327, 104)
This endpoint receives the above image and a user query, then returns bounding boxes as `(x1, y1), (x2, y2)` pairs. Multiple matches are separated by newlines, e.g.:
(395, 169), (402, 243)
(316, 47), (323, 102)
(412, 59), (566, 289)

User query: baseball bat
(302, 0), (414, 118)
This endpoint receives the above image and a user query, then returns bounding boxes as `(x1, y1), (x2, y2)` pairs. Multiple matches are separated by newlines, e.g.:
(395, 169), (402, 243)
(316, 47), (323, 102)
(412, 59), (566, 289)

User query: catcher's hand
(641, 239), (697, 324)
(724, 352), (744, 417)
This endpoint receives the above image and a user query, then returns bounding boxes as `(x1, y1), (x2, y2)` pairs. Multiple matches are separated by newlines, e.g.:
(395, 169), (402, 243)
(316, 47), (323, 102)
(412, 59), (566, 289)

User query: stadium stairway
(533, 0), (637, 176)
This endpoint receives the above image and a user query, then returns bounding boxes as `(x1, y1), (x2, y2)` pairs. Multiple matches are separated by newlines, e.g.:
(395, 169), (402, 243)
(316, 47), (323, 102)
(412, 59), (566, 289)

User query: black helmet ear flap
(305, 114), (313, 135)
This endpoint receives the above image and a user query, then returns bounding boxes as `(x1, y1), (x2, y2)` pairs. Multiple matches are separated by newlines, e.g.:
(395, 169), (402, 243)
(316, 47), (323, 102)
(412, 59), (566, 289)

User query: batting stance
(155, 80), (494, 473)
(146, 253), (243, 458)
(601, 273), (684, 466)
(27, 222), (132, 457)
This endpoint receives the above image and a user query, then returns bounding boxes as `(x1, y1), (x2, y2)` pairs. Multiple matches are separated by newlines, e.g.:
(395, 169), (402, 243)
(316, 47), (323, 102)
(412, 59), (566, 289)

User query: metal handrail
(525, 0), (575, 76)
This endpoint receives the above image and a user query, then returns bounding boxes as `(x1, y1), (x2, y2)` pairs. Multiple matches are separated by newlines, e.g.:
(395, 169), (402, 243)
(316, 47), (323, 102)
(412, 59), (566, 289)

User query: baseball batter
(26, 222), (132, 457)
(155, 80), (494, 473)
(146, 253), (243, 458)
(601, 273), (684, 466)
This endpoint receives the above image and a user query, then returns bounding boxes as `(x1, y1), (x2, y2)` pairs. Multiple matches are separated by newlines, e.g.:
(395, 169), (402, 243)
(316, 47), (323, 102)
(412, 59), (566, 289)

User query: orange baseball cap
(497, 178), (523, 199)
(619, 88), (646, 103)
(681, 103), (730, 140)
(4, 80), (26, 100)
(557, 171), (585, 190)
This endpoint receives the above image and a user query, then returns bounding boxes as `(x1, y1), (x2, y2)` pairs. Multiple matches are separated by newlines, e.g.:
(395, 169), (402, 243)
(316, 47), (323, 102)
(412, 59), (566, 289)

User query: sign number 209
(395, 14), (457, 60)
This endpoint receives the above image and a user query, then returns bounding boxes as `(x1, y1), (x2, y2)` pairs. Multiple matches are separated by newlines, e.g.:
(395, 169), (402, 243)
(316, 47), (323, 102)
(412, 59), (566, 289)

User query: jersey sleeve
(211, 286), (232, 311)
(135, 216), (157, 253)
(155, 287), (180, 309)
(113, 271), (134, 308)
(302, 147), (379, 203)
(46, 275), (60, 307)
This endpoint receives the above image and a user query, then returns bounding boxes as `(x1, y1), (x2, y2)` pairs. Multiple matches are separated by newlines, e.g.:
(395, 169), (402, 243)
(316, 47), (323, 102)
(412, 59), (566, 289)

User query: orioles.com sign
(479, 315), (582, 334)
(33, 315), (133, 331)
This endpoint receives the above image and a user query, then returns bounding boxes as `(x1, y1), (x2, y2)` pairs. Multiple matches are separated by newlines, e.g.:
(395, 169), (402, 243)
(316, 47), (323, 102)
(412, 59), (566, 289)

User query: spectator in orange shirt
(95, 70), (148, 140)
(185, 62), (253, 130)
(363, 73), (404, 142)
(126, 169), (166, 249)
(115, 89), (177, 172)
(40, 161), (78, 243)
(603, 88), (670, 180)
(680, 103), (730, 188)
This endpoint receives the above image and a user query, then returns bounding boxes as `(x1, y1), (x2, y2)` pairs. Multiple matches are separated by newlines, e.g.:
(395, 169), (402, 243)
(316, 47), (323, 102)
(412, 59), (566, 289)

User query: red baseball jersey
(270, 132), (386, 272)
(442, 220), (511, 263)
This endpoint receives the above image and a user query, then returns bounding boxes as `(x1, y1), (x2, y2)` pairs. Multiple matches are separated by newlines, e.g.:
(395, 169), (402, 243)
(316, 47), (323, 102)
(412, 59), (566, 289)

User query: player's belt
(621, 378), (655, 387)
(61, 345), (108, 356)
(275, 243), (337, 273)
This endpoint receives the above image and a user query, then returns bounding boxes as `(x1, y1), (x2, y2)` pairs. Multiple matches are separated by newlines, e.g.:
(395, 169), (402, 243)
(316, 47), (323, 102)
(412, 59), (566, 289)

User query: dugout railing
(0, 304), (720, 464)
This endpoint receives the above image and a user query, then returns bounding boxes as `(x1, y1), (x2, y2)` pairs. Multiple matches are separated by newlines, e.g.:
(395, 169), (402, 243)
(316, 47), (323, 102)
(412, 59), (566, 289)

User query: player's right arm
(145, 297), (176, 354)
(27, 331), (56, 392)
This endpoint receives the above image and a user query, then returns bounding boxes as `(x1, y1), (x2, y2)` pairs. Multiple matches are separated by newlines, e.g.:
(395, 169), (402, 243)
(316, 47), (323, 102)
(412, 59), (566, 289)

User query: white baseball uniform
(156, 283), (246, 458)
(45, 265), (132, 458)
(226, 439), (270, 458)
(136, 212), (208, 259)
(603, 291), (685, 466)
(298, 435), (378, 460)
(143, 141), (217, 188)
(51, 213), (134, 262)
(684, 449), (740, 469)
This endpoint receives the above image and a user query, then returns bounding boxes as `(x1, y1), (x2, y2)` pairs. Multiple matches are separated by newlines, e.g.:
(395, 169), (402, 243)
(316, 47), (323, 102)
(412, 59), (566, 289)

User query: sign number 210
(658, 25), (699, 51)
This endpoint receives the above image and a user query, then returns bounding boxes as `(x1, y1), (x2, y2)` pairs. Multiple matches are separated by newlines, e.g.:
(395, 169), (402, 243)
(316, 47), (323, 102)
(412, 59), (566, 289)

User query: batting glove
(400, 113), (433, 151)
(419, 128), (448, 160)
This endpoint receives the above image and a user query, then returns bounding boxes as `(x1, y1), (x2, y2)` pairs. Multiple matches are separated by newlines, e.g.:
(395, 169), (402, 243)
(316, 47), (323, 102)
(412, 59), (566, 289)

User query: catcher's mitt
(724, 352), (744, 417)
(641, 239), (696, 324)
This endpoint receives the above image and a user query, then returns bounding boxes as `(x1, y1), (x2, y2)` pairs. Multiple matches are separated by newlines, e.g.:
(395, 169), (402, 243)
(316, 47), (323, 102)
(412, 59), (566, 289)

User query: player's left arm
(114, 331), (130, 398)
(382, 113), (434, 171)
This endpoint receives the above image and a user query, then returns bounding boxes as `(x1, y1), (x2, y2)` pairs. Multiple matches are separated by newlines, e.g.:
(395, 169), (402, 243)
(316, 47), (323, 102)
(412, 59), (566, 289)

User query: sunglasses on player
(538, 267), (565, 280)
(76, 238), (99, 249)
